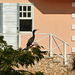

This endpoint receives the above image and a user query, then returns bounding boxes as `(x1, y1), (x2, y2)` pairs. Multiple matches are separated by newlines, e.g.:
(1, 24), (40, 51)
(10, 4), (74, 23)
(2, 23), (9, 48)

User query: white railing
(0, 33), (69, 65)
(20, 33), (69, 65)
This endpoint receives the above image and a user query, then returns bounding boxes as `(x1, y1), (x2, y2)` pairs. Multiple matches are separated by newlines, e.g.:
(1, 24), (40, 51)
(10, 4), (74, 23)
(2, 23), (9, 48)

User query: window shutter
(3, 3), (19, 49)
(0, 3), (3, 33)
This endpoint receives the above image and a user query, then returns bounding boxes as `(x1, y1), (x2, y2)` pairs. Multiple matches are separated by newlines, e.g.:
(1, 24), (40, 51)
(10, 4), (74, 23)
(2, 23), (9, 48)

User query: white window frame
(19, 3), (34, 33)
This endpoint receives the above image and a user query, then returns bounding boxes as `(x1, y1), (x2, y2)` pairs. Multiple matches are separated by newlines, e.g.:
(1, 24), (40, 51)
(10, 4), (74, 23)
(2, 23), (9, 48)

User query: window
(19, 3), (33, 31)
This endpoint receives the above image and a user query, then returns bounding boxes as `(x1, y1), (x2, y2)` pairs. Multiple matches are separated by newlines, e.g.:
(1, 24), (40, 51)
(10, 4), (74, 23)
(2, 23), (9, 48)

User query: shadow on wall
(29, 0), (75, 14)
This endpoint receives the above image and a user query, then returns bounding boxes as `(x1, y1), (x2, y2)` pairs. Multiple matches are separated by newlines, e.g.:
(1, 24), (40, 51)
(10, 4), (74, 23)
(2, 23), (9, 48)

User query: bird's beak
(35, 29), (39, 31)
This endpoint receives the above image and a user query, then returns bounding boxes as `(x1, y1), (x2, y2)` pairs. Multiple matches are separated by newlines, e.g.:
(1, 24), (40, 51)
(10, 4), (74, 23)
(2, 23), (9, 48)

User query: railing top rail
(52, 34), (69, 46)
(0, 33), (69, 46)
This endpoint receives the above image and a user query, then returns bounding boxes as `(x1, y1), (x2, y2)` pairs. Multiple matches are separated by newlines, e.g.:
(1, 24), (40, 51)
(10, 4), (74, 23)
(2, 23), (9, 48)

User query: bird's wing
(27, 36), (34, 46)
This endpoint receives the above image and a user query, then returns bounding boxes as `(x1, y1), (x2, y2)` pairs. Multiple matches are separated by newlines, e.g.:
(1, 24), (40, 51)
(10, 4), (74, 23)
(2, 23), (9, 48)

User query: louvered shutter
(0, 3), (3, 33)
(3, 3), (19, 49)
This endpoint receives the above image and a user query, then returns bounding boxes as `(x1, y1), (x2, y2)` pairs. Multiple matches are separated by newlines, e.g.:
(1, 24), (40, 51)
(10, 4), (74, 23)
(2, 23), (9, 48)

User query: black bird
(23, 29), (38, 50)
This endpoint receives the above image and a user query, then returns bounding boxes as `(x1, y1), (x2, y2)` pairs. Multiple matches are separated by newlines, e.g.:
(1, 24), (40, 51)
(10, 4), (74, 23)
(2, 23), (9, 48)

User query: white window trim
(19, 3), (34, 6)
(19, 3), (34, 33)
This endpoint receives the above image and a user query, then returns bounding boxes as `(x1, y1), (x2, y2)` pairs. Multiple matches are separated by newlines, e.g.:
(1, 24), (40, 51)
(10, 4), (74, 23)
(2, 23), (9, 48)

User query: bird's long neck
(33, 31), (35, 38)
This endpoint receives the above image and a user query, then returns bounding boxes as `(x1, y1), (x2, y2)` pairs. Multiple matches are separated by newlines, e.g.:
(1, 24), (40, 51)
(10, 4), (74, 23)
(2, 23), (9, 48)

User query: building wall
(33, 0), (75, 54)
(0, 0), (75, 54)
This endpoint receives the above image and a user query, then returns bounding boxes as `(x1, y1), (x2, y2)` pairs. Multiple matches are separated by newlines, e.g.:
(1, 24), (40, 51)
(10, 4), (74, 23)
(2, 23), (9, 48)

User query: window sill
(19, 31), (32, 34)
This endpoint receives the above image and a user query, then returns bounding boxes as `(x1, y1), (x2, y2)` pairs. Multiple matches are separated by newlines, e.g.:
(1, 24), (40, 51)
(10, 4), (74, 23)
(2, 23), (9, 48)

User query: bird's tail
(23, 46), (29, 50)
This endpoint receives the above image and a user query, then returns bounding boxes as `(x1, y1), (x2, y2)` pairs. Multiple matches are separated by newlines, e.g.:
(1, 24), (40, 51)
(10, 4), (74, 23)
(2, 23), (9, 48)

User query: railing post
(64, 42), (67, 65)
(49, 34), (53, 57)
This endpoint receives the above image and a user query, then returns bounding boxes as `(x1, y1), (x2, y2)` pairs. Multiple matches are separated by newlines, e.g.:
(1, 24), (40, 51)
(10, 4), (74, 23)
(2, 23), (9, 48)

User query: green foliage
(0, 36), (45, 75)
(0, 36), (7, 45)
(31, 46), (46, 62)
(0, 45), (20, 70)
(18, 51), (35, 67)
(0, 66), (22, 75)
(35, 71), (44, 75)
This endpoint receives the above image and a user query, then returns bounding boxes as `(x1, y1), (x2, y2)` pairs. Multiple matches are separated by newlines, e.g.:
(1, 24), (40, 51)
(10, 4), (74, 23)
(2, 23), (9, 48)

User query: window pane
(28, 6), (31, 11)
(23, 6), (26, 11)
(20, 19), (32, 31)
(20, 6), (22, 11)
(23, 12), (26, 17)
(20, 12), (22, 17)
(28, 12), (31, 17)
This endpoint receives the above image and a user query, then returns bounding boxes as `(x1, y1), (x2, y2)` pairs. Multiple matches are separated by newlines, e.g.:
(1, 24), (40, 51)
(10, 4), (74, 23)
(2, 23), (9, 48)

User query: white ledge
(72, 36), (75, 41)
(72, 47), (75, 52)
(72, 25), (75, 29)
(72, 13), (75, 18)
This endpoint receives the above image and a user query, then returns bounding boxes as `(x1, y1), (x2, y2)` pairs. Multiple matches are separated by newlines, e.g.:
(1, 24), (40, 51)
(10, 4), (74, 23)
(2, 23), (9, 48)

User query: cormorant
(23, 29), (38, 50)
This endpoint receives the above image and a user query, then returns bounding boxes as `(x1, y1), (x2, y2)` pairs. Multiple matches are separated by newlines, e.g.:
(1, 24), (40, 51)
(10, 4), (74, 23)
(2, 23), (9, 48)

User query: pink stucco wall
(33, 0), (75, 54)
(1, 0), (75, 54)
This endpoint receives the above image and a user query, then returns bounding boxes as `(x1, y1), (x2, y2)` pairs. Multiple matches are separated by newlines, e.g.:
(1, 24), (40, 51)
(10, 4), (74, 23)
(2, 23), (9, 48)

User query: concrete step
(44, 57), (54, 59)
(60, 65), (68, 67)
(52, 61), (61, 63)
